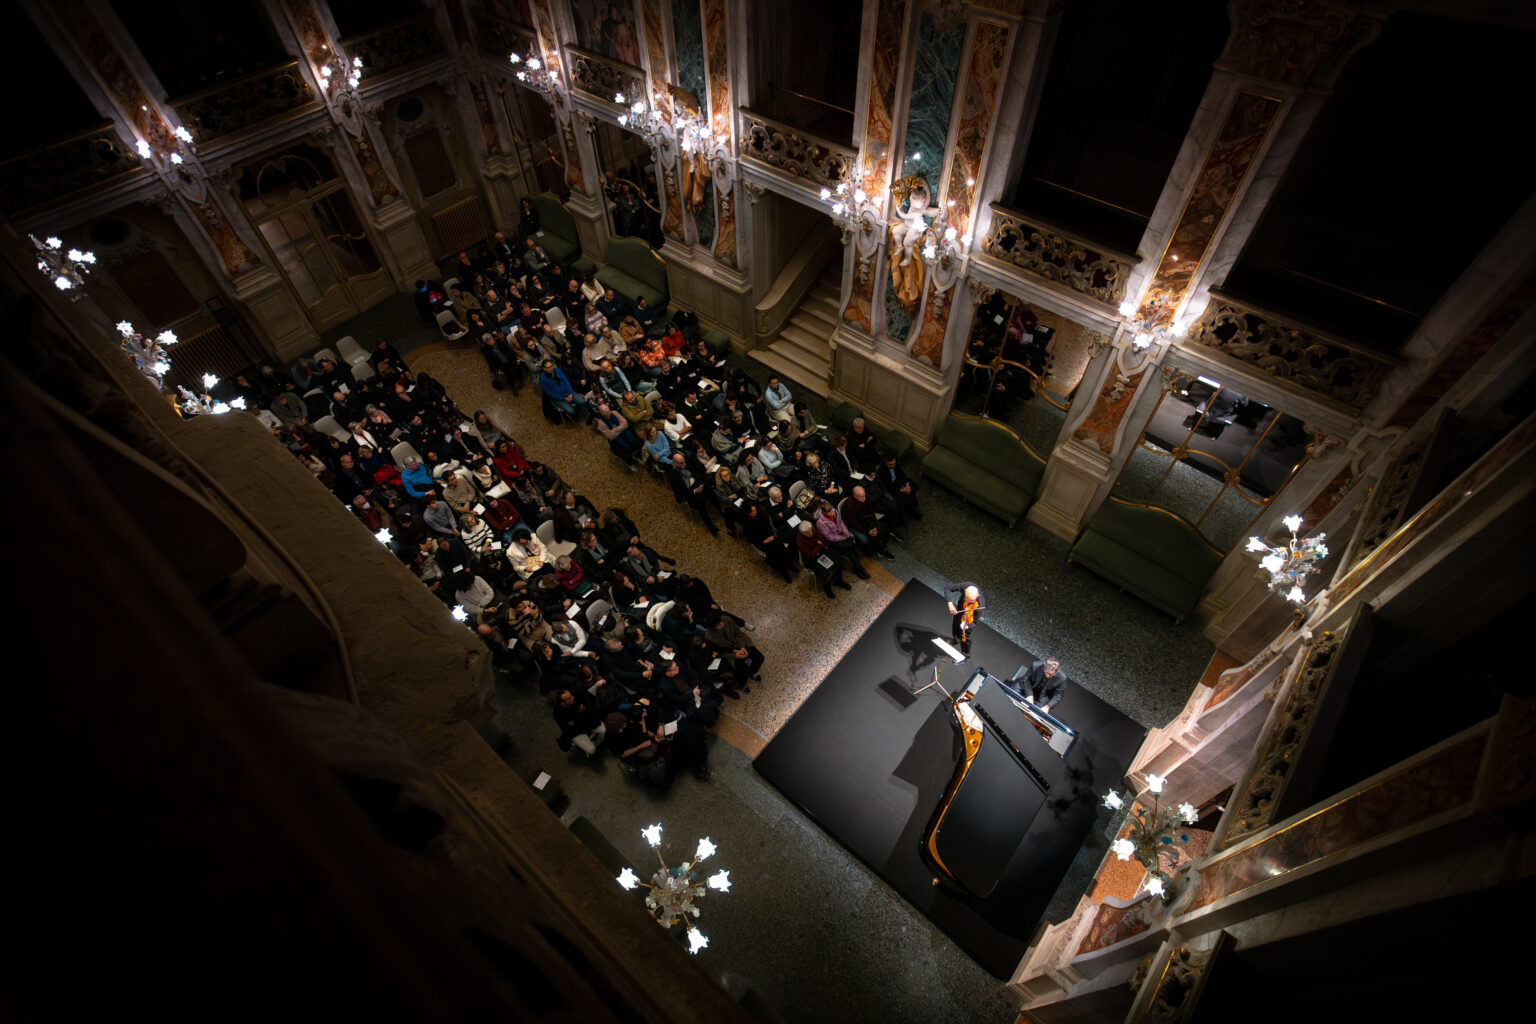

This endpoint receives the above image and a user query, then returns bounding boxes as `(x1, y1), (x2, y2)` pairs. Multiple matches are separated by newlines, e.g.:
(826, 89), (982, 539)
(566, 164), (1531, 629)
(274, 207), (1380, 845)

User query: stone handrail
(978, 205), (1136, 308)
(737, 108), (854, 192)
(1186, 292), (1399, 411)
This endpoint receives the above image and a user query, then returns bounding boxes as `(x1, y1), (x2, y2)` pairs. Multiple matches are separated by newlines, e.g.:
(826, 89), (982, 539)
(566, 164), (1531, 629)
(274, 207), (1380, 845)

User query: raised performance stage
(755, 580), (1145, 978)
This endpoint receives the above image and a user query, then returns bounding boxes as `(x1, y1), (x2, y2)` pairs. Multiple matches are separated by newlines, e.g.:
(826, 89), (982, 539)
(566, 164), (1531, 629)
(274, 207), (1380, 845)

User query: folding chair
(535, 519), (576, 560)
(336, 335), (369, 366)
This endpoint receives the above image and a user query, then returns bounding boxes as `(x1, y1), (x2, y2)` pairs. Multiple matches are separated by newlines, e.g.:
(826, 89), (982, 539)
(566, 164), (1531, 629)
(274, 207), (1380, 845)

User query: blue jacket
(401, 462), (435, 498)
(540, 366), (575, 401)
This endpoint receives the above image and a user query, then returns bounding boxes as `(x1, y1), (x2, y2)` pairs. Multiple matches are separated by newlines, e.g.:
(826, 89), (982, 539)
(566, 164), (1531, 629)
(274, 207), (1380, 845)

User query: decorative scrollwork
(1188, 296), (1395, 411)
(0, 126), (140, 216)
(1219, 631), (1342, 849)
(345, 12), (444, 78)
(738, 109), (854, 190)
(173, 63), (316, 143)
(979, 206), (1132, 307)
(566, 46), (644, 105)
(1161, 366), (1197, 393)
(473, 9), (536, 64)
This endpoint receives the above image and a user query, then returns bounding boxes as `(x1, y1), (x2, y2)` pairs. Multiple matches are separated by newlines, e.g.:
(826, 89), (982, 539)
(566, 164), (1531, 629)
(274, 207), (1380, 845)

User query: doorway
(239, 143), (394, 332)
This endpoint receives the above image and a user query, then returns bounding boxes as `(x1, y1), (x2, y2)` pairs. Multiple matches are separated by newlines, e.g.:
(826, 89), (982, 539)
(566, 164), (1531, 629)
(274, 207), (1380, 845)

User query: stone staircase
(755, 267), (841, 397)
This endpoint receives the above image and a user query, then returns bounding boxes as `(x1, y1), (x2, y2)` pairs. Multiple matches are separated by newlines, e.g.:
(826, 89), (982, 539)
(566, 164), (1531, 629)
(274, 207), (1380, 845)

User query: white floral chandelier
(31, 233), (96, 294)
(616, 823), (732, 954)
(1247, 514), (1328, 604)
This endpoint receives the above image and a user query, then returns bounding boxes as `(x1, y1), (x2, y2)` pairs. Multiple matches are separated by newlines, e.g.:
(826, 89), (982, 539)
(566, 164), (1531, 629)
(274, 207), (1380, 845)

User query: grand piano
(919, 669), (1080, 896)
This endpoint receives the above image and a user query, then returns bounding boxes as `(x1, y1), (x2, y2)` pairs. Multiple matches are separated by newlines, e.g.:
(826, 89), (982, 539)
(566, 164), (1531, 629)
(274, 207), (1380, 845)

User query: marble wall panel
(884, 11), (964, 345)
(939, 19), (1009, 245)
(843, 0), (907, 331)
(1072, 368), (1148, 454)
(670, 0), (706, 107)
(909, 279), (950, 367)
(702, 0), (734, 265)
(638, 0), (670, 95)
(1134, 92), (1281, 329)
(526, 0), (584, 190)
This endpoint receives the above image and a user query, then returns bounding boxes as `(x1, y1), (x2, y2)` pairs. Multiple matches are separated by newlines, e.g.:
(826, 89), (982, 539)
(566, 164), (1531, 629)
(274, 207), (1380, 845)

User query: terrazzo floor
(360, 313), (1219, 1023)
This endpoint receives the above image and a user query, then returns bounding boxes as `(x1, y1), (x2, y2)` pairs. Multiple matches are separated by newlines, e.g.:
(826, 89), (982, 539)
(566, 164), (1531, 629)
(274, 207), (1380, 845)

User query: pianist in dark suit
(1016, 658), (1066, 713)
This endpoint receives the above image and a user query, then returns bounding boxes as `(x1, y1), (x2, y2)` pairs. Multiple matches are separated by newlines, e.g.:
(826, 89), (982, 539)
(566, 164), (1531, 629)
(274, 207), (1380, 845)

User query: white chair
(436, 309), (466, 340)
(788, 480), (807, 502)
(585, 599), (612, 632)
(336, 335), (369, 366)
(443, 277), (460, 293)
(313, 347), (338, 365)
(545, 305), (567, 331)
(391, 441), (423, 469)
(535, 519), (576, 559)
(351, 361), (377, 383)
(312, 415), (350, 442)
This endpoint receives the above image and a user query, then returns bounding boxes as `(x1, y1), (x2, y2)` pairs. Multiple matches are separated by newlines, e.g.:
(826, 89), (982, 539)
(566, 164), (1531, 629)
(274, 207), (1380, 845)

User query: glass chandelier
(1103, 773), (1198, 898)
(616, 823), (733, 954)
(1247, 514), (1328, 604)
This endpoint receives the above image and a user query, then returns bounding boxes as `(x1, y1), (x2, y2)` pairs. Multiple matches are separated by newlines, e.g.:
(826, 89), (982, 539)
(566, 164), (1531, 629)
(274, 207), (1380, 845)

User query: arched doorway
(238, 143), (393, 331)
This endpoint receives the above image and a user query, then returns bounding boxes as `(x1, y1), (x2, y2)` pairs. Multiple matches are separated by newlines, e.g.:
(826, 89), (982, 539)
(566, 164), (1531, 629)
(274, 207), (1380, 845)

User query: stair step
(757, 346), (829, 398)
(799, 301), (839, 326)
(779, 322), (831, 351)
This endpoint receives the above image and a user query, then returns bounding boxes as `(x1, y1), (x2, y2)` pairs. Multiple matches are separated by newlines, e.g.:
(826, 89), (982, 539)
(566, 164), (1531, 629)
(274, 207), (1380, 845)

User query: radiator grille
(431, 195), (491, 258)
(164, 324), (253, 394)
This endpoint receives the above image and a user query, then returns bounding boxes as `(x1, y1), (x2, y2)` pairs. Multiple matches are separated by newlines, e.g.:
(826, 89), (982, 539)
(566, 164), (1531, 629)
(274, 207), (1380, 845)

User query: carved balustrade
(172, 62), (316, 143)
(1186, 293), (1397, 411)
(473, 9), (537, 64)
(565, 46), (644, 105)
(343, 12), (445, 79)
(737, 109), (854, 191)
(0, 124), (141, 215)
(978, 205), (1134, 308)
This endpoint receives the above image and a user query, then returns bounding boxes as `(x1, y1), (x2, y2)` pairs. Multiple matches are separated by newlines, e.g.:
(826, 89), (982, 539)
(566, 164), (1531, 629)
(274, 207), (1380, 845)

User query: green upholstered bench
(919, 415), (1042, 526)
(526, 193), (581, 266)
(830, 402), (861, 432)
(597, 237), (669, 310)
(1069, 500), (1222, 622)
(703, 329), (732, 356)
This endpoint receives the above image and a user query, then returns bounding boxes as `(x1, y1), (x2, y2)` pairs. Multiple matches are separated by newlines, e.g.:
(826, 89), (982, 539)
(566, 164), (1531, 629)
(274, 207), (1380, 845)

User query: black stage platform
(755, 580), (1145, 978)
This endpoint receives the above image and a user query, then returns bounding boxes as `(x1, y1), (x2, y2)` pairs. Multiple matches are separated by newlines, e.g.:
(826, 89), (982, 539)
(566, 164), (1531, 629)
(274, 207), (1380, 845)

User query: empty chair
(391, 441), (423, 469)
(788, 479), (807, 502)
(351, 361), (377, 383)
(545, 305), (567, 331)
(312, 415), (350, 442)
(313, 347), (338, 366)
(645, 389), (665, 412)
(336, 335), (369, 366)
(585, 599), (612, 633)
(436, 309), (466, 340)
(535, 519), (576, 560)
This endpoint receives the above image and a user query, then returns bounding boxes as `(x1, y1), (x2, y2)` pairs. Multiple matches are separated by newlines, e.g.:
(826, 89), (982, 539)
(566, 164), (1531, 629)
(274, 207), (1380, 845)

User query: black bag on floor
(540, 392), (563, 425)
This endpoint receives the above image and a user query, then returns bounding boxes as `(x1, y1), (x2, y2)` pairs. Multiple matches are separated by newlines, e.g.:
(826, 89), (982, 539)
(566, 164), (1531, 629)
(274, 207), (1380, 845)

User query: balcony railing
(978, 205), (1135, 308)
(473, 9), (537, 65)
(343, 12), (445, 79)
(566, 46), (644, 105)
(0, 123), (141, 216)
(737, 109), (854, 192)
(173, 62), (316, 143)
(1187, 292), (1398, 411)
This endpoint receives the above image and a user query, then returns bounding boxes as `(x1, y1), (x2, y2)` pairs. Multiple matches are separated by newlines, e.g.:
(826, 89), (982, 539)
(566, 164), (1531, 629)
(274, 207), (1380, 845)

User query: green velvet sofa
(597, 237), (670, 311)
(525, 193), (582, 266)
(919, 415), (1043, 526)
(1068, 500), (1222, 622)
